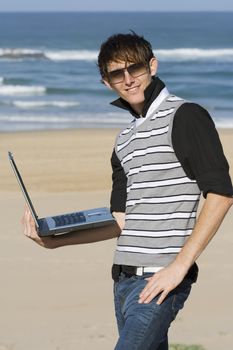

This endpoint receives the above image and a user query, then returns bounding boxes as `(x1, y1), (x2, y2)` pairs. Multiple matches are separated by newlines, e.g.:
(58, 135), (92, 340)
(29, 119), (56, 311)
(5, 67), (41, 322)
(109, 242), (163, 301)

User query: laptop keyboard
(53, 212), (86, 227)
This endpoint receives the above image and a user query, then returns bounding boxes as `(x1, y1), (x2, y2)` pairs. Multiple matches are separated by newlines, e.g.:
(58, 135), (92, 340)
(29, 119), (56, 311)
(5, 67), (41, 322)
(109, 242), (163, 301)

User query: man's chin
(123, 92), (143, 102)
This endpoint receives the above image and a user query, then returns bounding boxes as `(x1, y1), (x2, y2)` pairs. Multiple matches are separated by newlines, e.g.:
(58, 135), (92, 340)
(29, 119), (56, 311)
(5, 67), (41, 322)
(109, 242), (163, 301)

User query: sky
(0, 0), (233, 12)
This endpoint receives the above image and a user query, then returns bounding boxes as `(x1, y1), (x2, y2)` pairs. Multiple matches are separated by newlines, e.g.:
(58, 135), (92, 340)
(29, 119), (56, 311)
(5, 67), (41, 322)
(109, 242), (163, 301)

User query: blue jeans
(113, 272), (192, 350)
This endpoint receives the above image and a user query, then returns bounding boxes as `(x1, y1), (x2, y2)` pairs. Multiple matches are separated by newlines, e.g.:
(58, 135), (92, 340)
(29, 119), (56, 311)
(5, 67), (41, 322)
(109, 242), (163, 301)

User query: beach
(0, 128), (232, 350)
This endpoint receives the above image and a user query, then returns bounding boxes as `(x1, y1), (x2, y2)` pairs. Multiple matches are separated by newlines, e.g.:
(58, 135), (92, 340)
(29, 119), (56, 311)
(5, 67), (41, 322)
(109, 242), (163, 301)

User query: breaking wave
(1, 48), (233, 62)
(155, 48), (233, 61)
(11, 100), (80, 109)
(0, 112), (128, 128)
(0, 48), (98, 61)
(0, 85), (46, 96)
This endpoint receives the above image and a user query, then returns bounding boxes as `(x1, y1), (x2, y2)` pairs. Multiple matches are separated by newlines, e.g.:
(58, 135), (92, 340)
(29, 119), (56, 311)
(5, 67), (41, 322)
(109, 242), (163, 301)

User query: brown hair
(97, 32), (154, 80)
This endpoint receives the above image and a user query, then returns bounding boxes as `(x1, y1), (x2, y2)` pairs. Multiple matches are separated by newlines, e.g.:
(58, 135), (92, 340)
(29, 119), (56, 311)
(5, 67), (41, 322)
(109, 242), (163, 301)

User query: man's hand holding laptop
(22, 206), (55, 249)
(22, 205), (122, 249)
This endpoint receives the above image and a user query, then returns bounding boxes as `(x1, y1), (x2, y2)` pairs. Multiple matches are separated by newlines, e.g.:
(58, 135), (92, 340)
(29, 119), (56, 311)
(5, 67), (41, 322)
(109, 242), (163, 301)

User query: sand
(0, 128), (232, 350)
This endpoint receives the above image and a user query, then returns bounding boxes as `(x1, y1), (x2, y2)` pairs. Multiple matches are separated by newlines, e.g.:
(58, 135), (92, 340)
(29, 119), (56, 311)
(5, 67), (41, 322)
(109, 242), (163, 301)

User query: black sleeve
(172, 103), (233, 198)
(110, 149), (127, 212)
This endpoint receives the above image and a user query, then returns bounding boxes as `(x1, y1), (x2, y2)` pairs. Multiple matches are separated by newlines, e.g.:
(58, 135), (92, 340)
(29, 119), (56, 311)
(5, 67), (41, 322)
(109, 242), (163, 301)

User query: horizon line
(0, 10), (233, 13)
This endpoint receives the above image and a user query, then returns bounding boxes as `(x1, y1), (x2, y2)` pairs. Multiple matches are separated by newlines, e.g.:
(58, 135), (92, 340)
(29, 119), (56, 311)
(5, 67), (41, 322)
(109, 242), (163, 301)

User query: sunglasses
(107, 62), (149, 84)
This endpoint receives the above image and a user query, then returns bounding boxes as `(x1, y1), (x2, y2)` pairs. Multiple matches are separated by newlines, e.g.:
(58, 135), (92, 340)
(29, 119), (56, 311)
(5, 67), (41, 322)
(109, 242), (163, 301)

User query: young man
(22, 33), (233, 350)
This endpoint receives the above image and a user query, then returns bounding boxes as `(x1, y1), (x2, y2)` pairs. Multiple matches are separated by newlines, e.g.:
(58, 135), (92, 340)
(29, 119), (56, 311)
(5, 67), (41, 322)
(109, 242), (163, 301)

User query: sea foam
(12, 100), (80, 109)
(0, 48), (45, 60)
(156, 48), (233, 61)
(45, 50), (98, 61)
(0, 85), (46, 96)
(1, 48), (233, 62)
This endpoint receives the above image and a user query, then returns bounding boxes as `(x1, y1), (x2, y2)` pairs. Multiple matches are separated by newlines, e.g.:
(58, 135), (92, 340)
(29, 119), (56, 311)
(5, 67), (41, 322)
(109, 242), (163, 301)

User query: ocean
(0, 11), (233, 131)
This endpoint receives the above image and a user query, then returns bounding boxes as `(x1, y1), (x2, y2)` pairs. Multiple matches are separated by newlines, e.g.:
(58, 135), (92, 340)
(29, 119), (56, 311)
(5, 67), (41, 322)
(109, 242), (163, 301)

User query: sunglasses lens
(108, 69), (125, 84)
(128, 63), (147, 78)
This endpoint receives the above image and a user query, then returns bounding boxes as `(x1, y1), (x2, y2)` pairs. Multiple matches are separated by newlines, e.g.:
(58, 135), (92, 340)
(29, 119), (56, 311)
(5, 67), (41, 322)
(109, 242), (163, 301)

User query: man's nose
(124, 70), (135, 85)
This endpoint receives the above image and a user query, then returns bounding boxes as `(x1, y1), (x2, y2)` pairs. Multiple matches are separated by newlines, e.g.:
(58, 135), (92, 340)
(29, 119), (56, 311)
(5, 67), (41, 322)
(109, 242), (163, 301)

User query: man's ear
(149, 57), (158, 76)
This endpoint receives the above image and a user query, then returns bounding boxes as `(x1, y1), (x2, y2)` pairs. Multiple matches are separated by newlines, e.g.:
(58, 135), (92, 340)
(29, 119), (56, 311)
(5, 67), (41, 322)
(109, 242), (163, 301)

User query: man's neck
(130, 102), (144, 116)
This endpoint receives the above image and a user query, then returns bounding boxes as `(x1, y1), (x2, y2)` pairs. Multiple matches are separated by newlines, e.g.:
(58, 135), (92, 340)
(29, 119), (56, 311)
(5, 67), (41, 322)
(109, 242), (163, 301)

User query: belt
(112, 263), (199, 283)
(135, 266), (164, 276)
(112, 264), (164, 282)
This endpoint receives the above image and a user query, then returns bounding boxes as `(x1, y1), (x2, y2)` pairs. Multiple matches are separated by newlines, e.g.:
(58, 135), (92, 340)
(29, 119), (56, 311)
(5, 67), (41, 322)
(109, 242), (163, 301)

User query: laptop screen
(8, 152), (39, 228)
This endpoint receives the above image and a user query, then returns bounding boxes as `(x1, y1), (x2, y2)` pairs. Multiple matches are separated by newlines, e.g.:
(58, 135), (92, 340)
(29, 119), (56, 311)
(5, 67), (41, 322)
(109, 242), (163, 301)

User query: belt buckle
(136, 267), (143, 276)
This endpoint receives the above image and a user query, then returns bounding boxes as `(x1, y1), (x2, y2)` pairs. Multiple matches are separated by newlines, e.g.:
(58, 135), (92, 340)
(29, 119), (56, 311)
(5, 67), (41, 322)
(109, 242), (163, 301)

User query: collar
(110, 77), (166, 118)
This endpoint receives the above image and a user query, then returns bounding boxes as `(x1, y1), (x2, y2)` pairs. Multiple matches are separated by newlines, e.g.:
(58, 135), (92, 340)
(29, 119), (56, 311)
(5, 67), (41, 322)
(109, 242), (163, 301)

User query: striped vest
(113, 93), (201, 267)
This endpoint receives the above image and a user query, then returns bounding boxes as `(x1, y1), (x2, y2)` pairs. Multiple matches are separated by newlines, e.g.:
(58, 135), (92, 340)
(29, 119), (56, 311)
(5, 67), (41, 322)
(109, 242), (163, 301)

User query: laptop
(8, 151), (115, 237)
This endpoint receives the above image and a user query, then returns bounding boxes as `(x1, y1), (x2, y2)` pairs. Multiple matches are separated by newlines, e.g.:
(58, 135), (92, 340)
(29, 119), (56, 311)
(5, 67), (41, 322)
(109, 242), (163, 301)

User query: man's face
(103, 58), (157, 114)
